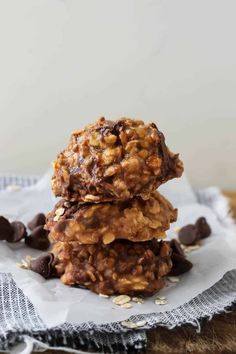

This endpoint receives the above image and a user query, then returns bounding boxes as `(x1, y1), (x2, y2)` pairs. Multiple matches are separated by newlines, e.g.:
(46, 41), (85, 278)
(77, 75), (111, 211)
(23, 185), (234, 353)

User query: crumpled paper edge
(22, 188), (236, 334)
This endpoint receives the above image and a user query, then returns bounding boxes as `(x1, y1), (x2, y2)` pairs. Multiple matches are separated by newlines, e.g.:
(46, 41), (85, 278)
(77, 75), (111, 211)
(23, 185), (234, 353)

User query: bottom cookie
(52, 240), (172, 296)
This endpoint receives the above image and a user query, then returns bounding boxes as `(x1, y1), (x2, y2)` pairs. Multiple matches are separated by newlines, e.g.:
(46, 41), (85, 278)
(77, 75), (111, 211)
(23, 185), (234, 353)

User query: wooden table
(37, 192), (236, 354)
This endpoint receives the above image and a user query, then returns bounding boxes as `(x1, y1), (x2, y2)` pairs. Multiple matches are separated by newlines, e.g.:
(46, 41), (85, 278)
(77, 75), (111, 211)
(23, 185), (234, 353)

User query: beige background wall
(0, 0), (235, 189)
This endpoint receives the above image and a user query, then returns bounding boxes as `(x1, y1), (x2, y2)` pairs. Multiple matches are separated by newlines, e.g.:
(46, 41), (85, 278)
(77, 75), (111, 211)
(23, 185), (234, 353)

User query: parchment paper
(0, 172), (235, 328)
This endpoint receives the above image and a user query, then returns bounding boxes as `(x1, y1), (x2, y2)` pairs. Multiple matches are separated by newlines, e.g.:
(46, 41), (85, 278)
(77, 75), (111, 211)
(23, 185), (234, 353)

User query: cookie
(52, 117), (183, 202)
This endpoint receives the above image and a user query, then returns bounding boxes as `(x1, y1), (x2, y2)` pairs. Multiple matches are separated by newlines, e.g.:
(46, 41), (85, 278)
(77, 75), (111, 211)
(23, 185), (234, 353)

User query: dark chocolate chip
(25, 225), (50, 251)
(150, 239), (161, 255)
(150, 122), (158, 130)
(0, 216), (13, 240)
(158, 131), (169, 170)
(112, 120), (125, 134)
(30, 253), (54, 279)
(178, 224), (200, 246)
(169, 253), (193, 276)
(170, 239), (185, 258)
(7, 221), (27, 242)
(27, 213), (46, 231)
(195, 217), (211, 239)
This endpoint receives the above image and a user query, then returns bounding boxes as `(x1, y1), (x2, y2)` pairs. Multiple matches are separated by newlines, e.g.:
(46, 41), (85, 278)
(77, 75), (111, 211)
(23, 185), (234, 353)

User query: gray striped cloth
(0, 175), (39, 191)
(0, 176), (235, 353)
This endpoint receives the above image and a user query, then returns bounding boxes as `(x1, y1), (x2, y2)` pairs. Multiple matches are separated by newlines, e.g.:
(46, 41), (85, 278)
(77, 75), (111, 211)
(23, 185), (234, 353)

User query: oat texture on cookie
(52, 117), (183, 203)
(46, 117), (184, 297)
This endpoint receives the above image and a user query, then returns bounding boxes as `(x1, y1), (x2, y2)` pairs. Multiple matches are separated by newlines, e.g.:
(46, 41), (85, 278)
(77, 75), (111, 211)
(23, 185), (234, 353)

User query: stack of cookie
(46, 118), (183, 296)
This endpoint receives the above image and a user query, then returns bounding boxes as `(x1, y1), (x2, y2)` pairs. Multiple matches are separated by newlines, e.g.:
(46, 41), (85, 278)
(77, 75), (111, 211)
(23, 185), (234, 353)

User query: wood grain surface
(34, 191), (236, 354)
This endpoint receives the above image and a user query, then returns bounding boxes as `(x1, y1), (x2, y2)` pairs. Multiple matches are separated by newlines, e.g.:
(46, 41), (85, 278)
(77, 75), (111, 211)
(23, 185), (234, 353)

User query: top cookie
(52, 117), (183, 202)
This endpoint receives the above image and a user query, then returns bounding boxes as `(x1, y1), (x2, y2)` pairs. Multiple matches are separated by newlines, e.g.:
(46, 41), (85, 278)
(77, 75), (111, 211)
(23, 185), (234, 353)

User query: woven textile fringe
(0, 175), (39, 191)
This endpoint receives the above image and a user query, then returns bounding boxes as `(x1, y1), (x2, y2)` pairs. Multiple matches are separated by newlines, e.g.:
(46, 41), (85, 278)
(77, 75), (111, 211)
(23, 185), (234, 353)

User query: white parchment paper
(0, 172), (235, 328)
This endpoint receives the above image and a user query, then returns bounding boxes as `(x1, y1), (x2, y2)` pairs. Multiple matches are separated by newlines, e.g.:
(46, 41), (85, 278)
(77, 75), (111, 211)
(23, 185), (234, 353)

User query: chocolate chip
(0, 216), (13, 240)
(195, 217), (211, 239)
(169, 253), (193, 276)
(27, 213), (46, 231)
(150, 122), (158, 130)
(178, 224), (200, 246)
(170, 239), (185, 258)
(159, 131), (169, 171)
(112, 120), (125, 135)
(30, 253), (54, 279)
(7, 221), (27, 242)
(25, 225), (50, 251)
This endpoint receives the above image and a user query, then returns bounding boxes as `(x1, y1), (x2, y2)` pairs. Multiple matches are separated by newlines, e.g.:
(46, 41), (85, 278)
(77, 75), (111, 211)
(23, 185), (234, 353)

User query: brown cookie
(52, 240), (172, 296)
(46, 191), (177, 244)
(51, 117), (183, 203)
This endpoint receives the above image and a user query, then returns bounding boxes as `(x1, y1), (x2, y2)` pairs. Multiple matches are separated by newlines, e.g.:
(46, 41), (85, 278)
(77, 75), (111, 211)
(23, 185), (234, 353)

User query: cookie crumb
(167, 276), (180, 283)
(16, 257), (31, 270)
(99, 293), (109, 298)
(155, 296), (168, 305)
(184, 244), (200, 253)
(121, 319), (147, 328)
(132, 297), (144, 304)
(121, 303), (133, 309)
(136, 320), (147, 327)
(113, 295), (131, 305)
(121, 321), (137, 329)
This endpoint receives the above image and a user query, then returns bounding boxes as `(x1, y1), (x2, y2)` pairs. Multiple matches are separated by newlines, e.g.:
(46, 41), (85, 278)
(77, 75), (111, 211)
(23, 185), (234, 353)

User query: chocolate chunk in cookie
(169, 253), (193, 276)
(170, 238), (185, 258)
(52, 117), (183, 203)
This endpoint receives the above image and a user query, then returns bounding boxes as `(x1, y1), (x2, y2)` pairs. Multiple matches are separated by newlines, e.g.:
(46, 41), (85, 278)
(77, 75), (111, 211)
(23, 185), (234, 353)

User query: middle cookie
(46, 191), (177, 244)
